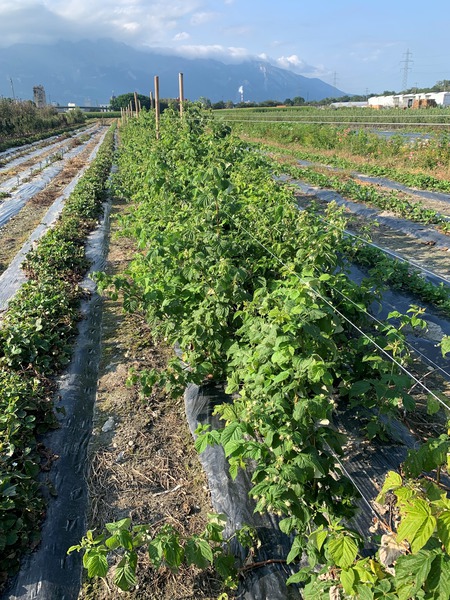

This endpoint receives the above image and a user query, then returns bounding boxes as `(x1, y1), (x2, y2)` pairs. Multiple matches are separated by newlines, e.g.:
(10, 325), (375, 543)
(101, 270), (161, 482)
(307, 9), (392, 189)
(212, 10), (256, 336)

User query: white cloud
(190, 11), (217, 26)
(173, 31), (190, 41)
(264, 53), (329, 78)
(0, 0), (204, 47)
(172, 44), (250, 62)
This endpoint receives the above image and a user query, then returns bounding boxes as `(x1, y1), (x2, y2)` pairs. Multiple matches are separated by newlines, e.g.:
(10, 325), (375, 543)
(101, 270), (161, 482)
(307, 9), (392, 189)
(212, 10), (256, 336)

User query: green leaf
(427, 394), (441, 416)
(221, 421), (243, 447)
(286, 536), (303, 564)
(194, 433), (210, 454)
(354, 584), (374, 600)
(327, 535), (358, 569)
(349, 380), (372, 398)
(395, 550), (433, 597)
(437, 511), (450, 553)
(340, 568), (356, 595)
(213, 553), (237, 580)
(185, 537), (213, 569)
(273, 370), (291, 384)
(105, 534), (120, 550)
(114, 553), (137, 591)
(286, 567), (311, 585)
(148, 539), (163, 568)
(310, 527), (327, 552)
(441, 335), (450, 357)
(228, 460), (239, 480)
(377, 471), (403, 503)
(302, 578), (331, 599)
(163, 538), (184, 570)
(85, 549), (108, 578)
(397, 498), (436, 552)
(426, 553), (450, 600)
(105, 517), (131, 533)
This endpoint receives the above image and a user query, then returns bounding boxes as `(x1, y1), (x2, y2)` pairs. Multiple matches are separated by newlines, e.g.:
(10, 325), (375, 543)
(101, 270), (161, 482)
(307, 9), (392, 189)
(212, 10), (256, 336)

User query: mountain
(0, 39), (346, 105)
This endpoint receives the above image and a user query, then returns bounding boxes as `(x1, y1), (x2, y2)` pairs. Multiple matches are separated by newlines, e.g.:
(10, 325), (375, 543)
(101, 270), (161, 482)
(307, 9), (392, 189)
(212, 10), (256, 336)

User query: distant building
(33, 85), (47, 108)
(330, 101), (368, 108)
(368, 92), (450, 109)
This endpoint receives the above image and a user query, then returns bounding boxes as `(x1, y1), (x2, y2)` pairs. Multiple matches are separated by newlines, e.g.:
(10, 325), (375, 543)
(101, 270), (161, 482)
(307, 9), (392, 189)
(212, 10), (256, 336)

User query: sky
(1, 0), (449, 94)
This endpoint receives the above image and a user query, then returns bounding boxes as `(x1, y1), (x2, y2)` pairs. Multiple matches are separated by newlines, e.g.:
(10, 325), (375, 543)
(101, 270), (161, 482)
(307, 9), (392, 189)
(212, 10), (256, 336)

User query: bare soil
(79, 198), (224, 599)
(0, 131), (105, 275)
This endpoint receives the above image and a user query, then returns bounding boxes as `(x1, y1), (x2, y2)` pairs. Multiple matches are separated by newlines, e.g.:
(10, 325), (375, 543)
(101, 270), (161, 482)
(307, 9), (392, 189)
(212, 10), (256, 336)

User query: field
(214, 105), (450, 127)
(1, 107), (450, 599)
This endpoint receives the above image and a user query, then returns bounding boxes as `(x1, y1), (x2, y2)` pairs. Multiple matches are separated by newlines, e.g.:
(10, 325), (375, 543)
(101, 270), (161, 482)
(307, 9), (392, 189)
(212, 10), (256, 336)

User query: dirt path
(79, 198), (223, 600)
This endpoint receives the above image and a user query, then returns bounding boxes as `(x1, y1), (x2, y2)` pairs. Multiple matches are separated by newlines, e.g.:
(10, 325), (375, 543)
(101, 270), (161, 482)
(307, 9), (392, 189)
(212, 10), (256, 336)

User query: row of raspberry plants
(260, 143), (450, 194)
(227, 120), (450, 183)
(0, 125), (115, 584)
(76, 108), (450, 598)
(345, 240), (450, 315)
(277, 161), (450, 234)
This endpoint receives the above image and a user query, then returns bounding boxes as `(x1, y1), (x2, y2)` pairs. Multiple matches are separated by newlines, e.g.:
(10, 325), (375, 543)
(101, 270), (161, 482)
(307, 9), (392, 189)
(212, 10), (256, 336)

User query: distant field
(214, 106), (450, 128)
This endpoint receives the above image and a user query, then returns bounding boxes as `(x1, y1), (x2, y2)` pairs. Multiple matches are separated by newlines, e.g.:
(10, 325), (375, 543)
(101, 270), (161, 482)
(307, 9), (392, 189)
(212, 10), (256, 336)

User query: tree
(110, 93), (151, 111)
(198, 97), (212, 108)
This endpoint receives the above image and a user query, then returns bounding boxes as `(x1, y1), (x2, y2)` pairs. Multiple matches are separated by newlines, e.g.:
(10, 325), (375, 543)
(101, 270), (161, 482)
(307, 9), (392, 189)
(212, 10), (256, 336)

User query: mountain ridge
(0, 38), (346, 105)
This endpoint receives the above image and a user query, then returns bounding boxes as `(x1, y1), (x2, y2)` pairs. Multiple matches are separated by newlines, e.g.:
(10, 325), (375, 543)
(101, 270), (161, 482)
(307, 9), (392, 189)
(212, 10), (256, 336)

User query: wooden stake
(178, 72), (184, 119)
(154, 75), (160, 139)
(150, 91), (154, 110)
(134, 91), (139, 117)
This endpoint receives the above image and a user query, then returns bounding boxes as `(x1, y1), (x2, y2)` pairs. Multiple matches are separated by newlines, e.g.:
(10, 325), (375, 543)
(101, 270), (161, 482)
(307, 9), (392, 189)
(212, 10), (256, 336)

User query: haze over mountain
(0, 39), (346, 106)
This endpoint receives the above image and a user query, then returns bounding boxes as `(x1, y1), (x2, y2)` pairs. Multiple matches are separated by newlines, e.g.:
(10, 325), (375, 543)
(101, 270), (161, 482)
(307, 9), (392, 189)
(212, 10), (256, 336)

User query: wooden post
(134, 91), (139, 117)
(154, 76), (160, 139)
(150, 91), (154, 110)
(178, 72), (184, 119)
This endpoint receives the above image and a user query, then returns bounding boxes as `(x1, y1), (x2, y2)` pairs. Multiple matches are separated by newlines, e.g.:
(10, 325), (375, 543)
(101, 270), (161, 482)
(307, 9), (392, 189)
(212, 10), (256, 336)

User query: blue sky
(1, 0), (449, 94)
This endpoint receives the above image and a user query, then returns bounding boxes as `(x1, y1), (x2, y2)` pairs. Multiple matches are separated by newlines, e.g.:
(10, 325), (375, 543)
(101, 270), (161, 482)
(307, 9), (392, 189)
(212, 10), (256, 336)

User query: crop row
(0, 125), (115, 584)
(79, 108), (450, 598)
(216, 106), (450, 125)
(262, 143), (450, 194)
(276, 161), (450, 234)
(226, 119), (450, 180)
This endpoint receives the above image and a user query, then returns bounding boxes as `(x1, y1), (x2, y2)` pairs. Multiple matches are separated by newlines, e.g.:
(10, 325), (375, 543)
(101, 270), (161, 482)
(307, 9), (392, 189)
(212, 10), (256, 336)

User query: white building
(330, 101), (368, 108)
(368, 92), (450, 108)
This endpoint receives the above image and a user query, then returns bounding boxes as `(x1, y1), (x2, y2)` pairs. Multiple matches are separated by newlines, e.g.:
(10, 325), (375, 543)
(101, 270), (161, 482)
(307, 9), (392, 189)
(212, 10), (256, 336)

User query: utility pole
(401, 49), (413, 91)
